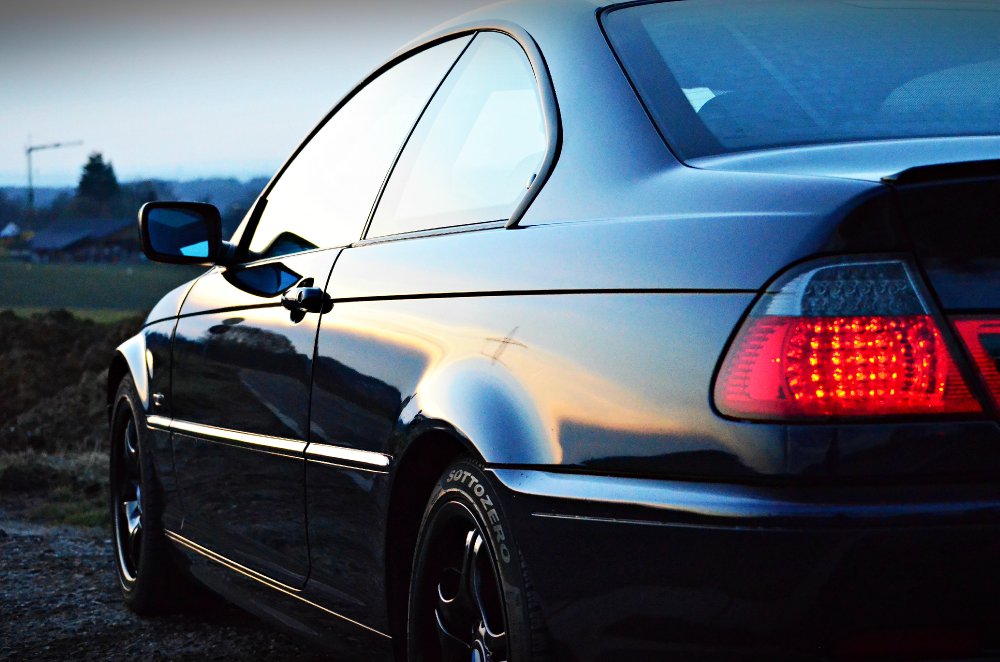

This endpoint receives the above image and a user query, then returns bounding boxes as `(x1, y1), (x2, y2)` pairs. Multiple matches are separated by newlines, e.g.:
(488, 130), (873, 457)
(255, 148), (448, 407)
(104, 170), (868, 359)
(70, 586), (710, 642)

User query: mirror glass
(147, 208), (212, 259)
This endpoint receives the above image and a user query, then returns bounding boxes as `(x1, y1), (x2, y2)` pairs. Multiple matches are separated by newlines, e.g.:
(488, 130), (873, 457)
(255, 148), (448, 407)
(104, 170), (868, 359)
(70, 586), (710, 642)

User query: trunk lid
(887, 160), (1000, 414)
(886, 160), (1000, 311)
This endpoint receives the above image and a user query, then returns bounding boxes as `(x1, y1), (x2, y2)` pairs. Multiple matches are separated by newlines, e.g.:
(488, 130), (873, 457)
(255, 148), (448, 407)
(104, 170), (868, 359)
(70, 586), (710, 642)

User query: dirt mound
(0, 309), (143, 454)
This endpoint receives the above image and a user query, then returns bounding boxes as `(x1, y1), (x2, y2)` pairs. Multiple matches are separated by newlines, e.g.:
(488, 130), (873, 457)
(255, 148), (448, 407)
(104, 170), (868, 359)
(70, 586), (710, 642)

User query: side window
(367, 32), (548, 239)
(247, 36), (471, 259)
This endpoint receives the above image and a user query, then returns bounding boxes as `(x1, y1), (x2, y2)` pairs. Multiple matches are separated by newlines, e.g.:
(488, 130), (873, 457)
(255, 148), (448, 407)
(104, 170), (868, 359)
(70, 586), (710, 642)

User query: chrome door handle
(280, 286), (329, 314)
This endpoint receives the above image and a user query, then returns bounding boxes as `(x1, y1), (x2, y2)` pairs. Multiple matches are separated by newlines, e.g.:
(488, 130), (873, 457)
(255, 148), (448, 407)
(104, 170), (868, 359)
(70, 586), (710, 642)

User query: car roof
(397, 0), (614, 56)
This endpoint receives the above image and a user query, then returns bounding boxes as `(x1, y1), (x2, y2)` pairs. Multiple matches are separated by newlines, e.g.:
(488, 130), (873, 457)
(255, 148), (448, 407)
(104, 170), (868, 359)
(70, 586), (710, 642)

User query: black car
(107, 1), (1000, 659)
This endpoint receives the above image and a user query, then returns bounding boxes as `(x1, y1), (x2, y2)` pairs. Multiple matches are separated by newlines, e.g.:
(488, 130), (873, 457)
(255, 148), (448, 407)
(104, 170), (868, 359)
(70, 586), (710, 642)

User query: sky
(0, 0), (493, 187)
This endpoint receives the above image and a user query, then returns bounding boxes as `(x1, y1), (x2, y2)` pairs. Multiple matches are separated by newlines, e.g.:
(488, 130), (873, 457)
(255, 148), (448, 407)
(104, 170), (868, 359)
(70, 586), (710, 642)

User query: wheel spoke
(434, 607), (472, 659)
(124, 497), (141, 531)
(122, 479), (143, 564)
(436, 529), (479, 635)
(112, 410), (145, 582)
(481, 626), (508, 661)
(123, 420), (140, 473)
(471, 537), (508, 660)
(128, 518), (143, 565)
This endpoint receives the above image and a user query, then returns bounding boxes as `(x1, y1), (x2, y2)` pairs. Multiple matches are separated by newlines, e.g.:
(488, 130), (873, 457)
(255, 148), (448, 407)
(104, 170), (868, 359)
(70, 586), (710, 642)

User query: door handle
(281, 286), (329, 314)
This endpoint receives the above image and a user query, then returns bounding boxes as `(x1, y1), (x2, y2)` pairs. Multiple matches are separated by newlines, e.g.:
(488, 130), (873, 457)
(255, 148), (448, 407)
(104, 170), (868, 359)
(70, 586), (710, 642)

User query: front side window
(367, 32), (547, 239)
(603, 0), (1000, 159)
(247, 36), (471, 259)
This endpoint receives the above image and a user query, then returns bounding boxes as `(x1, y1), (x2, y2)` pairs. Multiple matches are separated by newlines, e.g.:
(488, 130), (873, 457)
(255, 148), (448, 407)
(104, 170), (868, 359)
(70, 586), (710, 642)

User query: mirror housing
(138, 201), (224, 265)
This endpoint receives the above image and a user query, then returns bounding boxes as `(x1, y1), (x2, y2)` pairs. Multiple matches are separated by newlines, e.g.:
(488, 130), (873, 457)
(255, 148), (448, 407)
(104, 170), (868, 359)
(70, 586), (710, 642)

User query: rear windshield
(602, 0), (1000, 159)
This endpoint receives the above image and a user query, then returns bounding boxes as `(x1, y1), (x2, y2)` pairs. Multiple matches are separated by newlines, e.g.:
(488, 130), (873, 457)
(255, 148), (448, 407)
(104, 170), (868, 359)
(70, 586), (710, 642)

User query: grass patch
(0, 450), (108, 526)
(0, 260), (203, 311)
(27, 500), (107, 528)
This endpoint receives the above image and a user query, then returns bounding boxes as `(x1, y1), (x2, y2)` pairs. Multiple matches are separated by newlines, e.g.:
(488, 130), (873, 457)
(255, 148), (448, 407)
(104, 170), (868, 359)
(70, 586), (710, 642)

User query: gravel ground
(0, 504), (326, 661)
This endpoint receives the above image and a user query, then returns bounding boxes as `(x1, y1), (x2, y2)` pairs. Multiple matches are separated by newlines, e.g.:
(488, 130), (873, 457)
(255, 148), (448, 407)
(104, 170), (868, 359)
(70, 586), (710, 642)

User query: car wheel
(408, 459), (548, 661)
(109, 375), (185, 614)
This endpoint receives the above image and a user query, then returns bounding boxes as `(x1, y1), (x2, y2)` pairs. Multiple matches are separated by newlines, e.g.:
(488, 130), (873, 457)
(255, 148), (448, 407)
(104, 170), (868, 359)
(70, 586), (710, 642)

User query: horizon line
(0, 173), (273, 190)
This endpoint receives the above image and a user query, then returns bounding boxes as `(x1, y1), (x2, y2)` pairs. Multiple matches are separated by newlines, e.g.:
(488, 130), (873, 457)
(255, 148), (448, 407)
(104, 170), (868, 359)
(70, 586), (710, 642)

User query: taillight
(715, 258), (981, 420)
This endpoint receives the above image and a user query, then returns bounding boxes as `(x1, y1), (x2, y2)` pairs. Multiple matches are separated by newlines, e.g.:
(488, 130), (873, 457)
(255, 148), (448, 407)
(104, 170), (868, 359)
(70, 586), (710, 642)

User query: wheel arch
(382, 355), (559, 647)
(385, 428), (472, 651)
(107, 334), (150, 418)
(396, 356), (557, 466)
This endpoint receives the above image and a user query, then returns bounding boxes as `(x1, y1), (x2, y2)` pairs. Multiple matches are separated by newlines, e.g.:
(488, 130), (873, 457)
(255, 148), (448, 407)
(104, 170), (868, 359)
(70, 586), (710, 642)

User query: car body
(107, 1), (1000, 659)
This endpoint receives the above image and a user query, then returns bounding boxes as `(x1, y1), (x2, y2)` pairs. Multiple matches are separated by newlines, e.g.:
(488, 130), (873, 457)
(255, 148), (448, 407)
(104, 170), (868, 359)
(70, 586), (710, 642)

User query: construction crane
(25, 139), (83, 215)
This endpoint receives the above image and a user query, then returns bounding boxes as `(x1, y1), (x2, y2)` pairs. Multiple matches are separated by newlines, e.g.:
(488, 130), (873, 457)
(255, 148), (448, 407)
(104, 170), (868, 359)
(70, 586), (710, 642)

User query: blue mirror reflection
(148, 208), (212, 259)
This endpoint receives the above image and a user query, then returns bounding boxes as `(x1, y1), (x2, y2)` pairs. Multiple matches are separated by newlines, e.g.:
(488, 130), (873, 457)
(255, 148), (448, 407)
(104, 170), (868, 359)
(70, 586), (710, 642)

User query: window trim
(353, 219), (506, 247)
(359, 22), (563, 241)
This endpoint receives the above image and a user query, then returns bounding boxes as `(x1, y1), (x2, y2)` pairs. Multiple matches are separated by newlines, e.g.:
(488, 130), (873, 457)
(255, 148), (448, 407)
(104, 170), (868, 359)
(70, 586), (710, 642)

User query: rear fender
(397, 357), (555, 466)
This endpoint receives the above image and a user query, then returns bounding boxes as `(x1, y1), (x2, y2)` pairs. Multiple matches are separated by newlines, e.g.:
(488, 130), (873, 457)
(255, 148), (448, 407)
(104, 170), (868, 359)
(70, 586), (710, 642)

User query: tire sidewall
(409, 459), (532, 661)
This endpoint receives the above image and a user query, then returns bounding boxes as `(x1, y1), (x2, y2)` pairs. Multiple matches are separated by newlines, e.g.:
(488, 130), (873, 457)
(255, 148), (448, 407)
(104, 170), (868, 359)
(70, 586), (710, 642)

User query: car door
(166, 36), (472, 589)
(305, 31), (551, 625)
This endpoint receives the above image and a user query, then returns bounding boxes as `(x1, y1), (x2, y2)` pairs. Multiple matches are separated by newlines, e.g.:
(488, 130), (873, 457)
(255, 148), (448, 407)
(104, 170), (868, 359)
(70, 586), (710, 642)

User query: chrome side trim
(165, 529), (301, 592)
(146, 414), (171, 430)
(152, 417), (307, 454)
(165, 530), (390, 639)
(306, 443), (391, 469)
(146, 415), (391, 469)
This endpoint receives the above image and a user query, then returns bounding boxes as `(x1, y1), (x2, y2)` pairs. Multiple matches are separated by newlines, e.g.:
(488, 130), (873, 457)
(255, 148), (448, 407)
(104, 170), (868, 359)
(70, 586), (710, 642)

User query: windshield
(602, 0), (1000, 159)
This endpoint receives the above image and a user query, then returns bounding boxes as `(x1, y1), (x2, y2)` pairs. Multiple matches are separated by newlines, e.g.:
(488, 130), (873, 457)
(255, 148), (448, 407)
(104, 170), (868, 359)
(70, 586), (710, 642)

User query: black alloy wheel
(409, 460), (547, 662)
(109, 375), (188, 614)
(112, 414), (144, 584)
(418, 501), (509, 661)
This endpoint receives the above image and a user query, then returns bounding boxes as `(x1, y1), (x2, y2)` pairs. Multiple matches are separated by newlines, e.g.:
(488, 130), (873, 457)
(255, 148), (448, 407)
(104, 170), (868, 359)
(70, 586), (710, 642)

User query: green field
(0, 260), (204, 316)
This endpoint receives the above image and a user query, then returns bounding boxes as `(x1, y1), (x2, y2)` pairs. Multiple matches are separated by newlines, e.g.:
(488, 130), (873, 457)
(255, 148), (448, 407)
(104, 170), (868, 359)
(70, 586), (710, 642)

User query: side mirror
(138, 201), (223, 265)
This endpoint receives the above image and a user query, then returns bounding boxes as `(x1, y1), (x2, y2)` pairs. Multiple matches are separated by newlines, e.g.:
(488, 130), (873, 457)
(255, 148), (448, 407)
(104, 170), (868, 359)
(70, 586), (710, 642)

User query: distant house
(1, 221), (20, 239)
(27, 218), (138, 262)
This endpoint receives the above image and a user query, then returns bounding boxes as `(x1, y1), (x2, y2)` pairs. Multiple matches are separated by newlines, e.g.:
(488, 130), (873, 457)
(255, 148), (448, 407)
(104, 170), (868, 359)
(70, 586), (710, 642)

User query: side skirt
(164, 529), (394, 660)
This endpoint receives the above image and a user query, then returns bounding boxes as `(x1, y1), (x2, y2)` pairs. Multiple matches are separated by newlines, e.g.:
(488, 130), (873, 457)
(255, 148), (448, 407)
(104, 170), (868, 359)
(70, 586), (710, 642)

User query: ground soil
(0, 499), (327, 661)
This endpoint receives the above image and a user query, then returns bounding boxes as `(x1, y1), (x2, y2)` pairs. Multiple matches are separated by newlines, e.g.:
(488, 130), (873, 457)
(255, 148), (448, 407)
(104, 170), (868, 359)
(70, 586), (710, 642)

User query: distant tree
(0, 189), (20, 223)
(221, 186), (261, 238)
(76, 152), (121, 215)
(122, 179), (174, 210)
(48, 192), (75, 222)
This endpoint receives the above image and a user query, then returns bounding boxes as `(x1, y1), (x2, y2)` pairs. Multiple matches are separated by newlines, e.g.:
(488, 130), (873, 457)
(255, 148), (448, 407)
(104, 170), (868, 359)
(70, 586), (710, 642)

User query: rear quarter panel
(313, 184), (879, 480)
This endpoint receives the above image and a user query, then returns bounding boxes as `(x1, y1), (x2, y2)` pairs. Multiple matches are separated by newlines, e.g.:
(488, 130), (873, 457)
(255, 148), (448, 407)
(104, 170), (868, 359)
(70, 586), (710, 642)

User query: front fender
(110, 333), (151, 412)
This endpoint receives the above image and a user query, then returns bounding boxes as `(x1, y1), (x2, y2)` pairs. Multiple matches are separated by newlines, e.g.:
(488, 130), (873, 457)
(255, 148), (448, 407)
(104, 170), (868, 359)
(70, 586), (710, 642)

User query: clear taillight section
(715, 258), (981, 420)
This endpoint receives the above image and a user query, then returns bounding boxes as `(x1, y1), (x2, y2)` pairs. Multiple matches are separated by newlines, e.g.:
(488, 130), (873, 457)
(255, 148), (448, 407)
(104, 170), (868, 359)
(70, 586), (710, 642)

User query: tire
(407, 459), (548, 661)
(109, 375), (187, 614)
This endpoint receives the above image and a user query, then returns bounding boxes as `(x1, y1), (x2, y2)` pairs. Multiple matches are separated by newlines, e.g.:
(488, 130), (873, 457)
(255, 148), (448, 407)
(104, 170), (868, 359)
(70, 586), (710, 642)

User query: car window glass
(603, 2), (1000, 159)
(247, 36), (471, 259)
(367, 32), (547, 238)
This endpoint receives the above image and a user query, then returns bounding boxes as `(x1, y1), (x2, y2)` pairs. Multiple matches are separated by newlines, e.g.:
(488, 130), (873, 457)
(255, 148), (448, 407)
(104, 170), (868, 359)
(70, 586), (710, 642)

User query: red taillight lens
(714, 258), (981, 420)
(953, 319), (1000, 409)
(718, 315), (979, 418)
